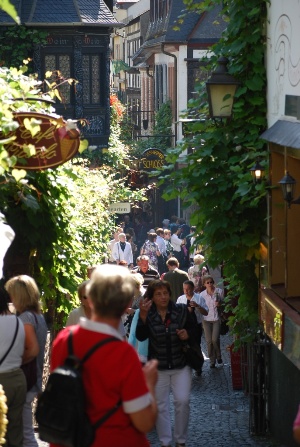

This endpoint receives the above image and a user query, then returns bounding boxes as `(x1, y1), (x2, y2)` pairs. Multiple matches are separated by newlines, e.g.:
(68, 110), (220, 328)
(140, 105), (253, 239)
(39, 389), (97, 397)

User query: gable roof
(0, 0), (120, 26)
(133, 2), (226, 65)
(189, 5), (227, 44)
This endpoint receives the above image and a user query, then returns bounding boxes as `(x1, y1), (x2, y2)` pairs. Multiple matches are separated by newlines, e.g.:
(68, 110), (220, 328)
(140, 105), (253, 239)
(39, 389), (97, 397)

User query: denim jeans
(23, 389), (38, 447)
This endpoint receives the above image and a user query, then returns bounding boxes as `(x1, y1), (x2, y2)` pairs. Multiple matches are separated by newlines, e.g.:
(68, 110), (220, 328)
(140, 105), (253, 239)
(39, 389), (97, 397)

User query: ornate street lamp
(279, 172), (296, 208)
(250, 160), (265, 183)
(206, 56), (240, 119)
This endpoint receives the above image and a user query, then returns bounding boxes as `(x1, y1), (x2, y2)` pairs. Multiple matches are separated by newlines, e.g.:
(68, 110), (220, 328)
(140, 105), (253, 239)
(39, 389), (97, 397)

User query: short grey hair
(86, 264), (135, 318)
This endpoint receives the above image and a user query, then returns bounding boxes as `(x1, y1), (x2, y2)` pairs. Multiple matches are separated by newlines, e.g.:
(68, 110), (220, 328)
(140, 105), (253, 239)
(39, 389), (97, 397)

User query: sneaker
(217, 358), (223, 365)
(210, 363), (216, 368)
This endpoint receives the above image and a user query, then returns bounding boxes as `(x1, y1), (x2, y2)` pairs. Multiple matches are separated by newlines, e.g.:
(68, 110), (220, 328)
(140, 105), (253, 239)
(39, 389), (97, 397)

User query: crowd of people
(0, 214), (228, 447)
(107, 214), (197, 273)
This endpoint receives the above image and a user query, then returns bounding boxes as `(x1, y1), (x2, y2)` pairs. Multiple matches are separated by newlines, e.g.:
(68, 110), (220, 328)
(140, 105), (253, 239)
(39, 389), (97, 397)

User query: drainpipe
(161, 43), (179, 216)
(146, 66), (153, 78)
(161, 43), (177, 143)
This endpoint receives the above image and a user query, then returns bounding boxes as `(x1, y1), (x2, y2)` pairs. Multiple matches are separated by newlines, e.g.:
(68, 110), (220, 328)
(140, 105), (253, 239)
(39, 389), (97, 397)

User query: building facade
(259, 1), (300, 445)
(0, 0), (119, 147)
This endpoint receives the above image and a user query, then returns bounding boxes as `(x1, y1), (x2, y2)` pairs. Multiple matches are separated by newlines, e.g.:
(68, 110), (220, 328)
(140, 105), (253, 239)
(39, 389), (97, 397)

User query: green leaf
(0, 0), (20, 23)
(23, 118), (42, 137)
(78, 139), (89, 154)
(11, 168), (27, 182)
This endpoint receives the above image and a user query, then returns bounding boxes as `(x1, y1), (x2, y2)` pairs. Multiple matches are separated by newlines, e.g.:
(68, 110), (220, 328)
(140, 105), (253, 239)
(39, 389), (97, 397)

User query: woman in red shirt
(51, 265), (158, 447)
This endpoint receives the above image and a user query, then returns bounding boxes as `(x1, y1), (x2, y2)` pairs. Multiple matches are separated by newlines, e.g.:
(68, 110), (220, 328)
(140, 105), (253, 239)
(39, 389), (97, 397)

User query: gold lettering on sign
(6, 112), (80, 170)
(19, 125), (57, 144)
(142, 160), (164, 169)
(5, 142), (58, 160)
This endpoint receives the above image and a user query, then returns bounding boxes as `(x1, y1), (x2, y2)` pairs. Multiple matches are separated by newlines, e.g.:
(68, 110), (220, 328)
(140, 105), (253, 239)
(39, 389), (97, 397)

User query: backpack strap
(93, 399), (122, 429)
(67, 330), (120, 364)
(67, 330), (122, 427)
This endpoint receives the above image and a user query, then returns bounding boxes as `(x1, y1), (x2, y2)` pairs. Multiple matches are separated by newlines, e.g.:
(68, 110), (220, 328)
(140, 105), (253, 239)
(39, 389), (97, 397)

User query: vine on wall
(0, 66), (145, 332)
(161, 0), (269, 344)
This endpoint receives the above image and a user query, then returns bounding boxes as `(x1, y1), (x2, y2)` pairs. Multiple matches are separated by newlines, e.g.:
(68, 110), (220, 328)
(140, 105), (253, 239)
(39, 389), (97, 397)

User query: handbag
(182, 341), (204, 371)
(21, 312), (38, 391)
(21, 358), (37, 391)
(220, 314), (229, 336)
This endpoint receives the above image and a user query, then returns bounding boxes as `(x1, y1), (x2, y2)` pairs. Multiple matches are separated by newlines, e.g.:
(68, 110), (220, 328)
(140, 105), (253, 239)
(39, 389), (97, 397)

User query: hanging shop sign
(108, 202), (131, 214)
(140, 148), (166, 172)
(5, 112), (80, 170)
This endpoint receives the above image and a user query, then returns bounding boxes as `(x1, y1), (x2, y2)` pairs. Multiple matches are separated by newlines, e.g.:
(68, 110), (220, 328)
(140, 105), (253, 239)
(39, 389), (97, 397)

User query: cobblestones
(35, 333), (286, 447)
(146, 334), (286, 447)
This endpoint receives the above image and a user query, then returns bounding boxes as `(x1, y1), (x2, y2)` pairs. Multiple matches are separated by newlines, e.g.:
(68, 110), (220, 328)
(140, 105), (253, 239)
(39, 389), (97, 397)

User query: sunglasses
(206, 281), (213, 284)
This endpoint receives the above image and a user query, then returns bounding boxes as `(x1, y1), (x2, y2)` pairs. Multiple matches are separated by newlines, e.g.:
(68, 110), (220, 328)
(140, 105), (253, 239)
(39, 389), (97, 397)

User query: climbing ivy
(160, 0), (269, 344)
(0, 65), (145, 332)
(0, 25), (48, 72)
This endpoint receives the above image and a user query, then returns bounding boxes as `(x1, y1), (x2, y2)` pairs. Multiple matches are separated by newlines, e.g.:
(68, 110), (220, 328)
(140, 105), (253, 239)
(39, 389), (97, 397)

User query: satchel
(182, 342), (204, 371)
(220, 314), (229, 336)
(21, 311), (38, 391)
(21, 358), (37, 391)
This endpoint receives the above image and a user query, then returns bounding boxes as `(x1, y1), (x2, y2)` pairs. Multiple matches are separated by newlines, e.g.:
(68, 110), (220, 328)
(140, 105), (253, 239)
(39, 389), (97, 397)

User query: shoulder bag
(21, 312), (38, 391)
(179, 306), (204, 371)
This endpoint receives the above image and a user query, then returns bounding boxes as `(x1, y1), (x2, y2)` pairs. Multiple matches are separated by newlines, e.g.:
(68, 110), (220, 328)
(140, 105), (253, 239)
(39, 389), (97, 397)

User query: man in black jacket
(131, 255), (159, 288)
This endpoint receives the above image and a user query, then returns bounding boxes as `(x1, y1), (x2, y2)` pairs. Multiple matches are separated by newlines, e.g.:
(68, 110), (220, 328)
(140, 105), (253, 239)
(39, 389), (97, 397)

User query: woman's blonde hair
(202, 275), (214, 285)
(131, 272), (144, 288)
(86, 264), (135, 318)
(194, 254), (205, 265)
(5, 275), (41, 313)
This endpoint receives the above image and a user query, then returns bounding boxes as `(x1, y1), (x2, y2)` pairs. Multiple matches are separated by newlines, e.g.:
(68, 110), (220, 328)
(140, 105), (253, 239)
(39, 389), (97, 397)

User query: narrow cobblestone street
(146, 333), (287, 447)
(35, 333), (288, 447)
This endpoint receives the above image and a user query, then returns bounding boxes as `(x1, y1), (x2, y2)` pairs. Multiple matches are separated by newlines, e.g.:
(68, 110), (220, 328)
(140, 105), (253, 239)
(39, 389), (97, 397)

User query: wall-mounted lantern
(250, 160), (265, 183)
(206, 56), (240, 120)
(279, 172), (296, 208)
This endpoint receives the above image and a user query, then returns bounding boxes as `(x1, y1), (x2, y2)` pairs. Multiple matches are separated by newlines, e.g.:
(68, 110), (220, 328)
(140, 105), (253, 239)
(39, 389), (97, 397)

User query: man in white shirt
(112, 233), (133, 267)
(107, 227), (123, 263)
(177, 280), (208, 376)
(170, 225), (185, 265)
(177, 280), (208, 342)
(156, 228), (167, 274)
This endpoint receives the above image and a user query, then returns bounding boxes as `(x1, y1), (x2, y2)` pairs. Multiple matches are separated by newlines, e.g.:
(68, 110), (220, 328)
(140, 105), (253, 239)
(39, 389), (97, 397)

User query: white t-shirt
(66, 306), (86, 326)
(0, 315), (25, 372)
(177, 293), (209, 324)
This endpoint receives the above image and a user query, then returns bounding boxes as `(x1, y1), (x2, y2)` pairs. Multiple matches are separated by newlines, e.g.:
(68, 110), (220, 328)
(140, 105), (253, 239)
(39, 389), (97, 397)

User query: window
(44, 54), (71, 104)
(82, 54), (103, 105)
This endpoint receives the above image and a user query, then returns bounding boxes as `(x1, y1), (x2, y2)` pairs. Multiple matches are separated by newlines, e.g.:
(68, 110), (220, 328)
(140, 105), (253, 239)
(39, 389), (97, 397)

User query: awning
(260, 119), (300, 149)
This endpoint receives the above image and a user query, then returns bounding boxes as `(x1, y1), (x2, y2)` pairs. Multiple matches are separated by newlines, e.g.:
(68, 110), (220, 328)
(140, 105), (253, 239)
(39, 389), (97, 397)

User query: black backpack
(36, 331), (121, 447)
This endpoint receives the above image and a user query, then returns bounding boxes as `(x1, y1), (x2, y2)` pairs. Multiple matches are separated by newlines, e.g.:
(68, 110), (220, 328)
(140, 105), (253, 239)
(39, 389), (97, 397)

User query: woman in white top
(0, 285), (26, 447)
(5, 275), (48, 447)
(199, 275), (224, 368)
